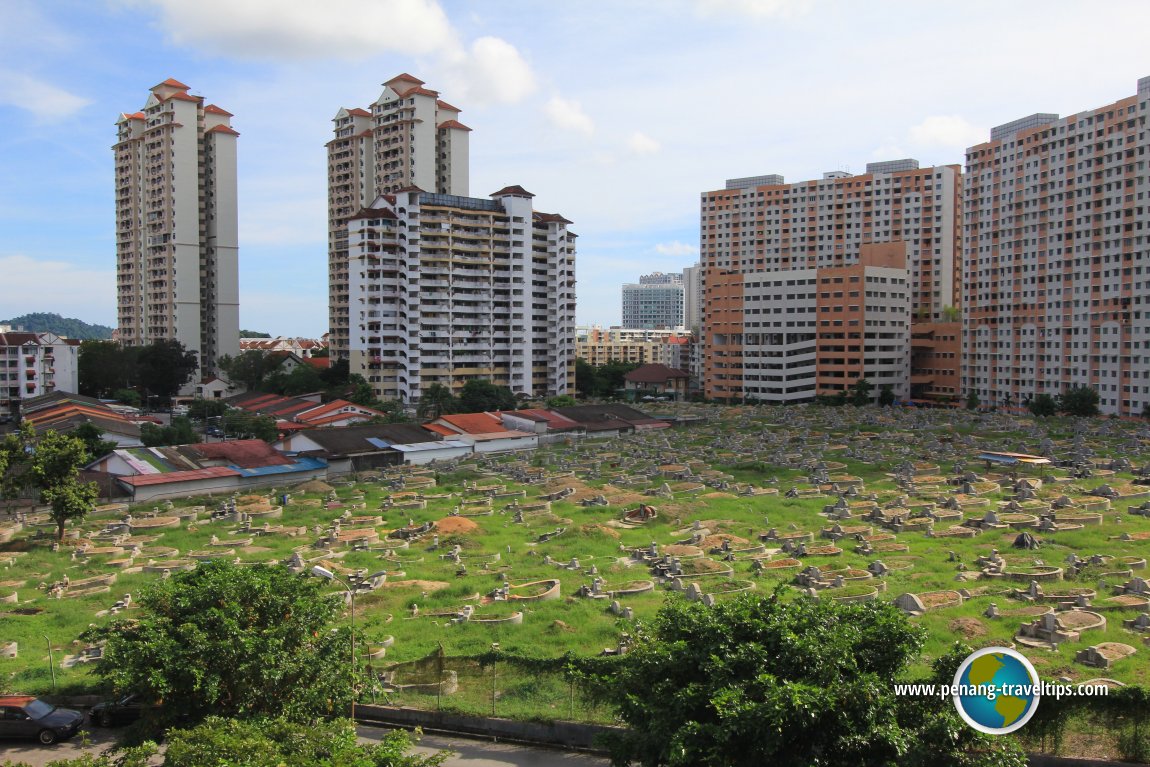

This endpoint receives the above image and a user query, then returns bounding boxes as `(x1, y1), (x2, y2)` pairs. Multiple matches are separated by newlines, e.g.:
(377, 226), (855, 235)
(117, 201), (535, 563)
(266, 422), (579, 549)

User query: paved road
(3, 724), (610, 767)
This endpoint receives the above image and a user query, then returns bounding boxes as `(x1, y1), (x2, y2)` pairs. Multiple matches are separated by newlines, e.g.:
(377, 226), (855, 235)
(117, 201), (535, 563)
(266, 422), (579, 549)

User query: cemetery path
(357, 724), (611, 766)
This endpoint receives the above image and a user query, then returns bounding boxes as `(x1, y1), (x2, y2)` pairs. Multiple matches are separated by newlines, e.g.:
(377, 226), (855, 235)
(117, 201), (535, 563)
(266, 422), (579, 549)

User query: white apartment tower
(621, 272), (685, 329)
(328, 74), (472, 359)
(347, 187), (576, 403)
(963, 76), (1150, 416)
(114, 78), (239, 375)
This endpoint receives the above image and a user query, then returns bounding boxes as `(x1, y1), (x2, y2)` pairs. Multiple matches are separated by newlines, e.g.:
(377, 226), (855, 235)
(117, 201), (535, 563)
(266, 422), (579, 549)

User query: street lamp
(311, 565), (386, 722)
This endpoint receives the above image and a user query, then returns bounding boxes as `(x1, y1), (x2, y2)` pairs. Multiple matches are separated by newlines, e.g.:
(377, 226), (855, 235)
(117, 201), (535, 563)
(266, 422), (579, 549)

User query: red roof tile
(189, 439), (292, 468)
(436, 99), (461, 112)
(154, 77), (190, 90)
(490, 185), (534, 198)
(206, 124), (240, 136)
(423, 423), (456, 437)
(204, 104), (233, 116)
(163, 91), (202, 103)
(436, 412), (507, 435)
(386, 73), (425, 87)
(534, 211), (573, 225)
(437, 119), (472, 132)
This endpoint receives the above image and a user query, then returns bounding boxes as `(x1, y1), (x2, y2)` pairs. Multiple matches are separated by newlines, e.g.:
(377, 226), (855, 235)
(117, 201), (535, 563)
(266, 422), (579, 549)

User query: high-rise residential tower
(701, 161), (961, 403)
(621, 272), (685, 329)
(114, 78), (239, 376)
(328, 74), (472, 360)
(963, 76), (1150, 416)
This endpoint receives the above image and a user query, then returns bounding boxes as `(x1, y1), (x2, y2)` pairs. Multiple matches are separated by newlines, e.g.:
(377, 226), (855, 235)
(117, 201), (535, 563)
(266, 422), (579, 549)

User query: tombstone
(686, 582), (703, 602)
(895, 593), (927, 615)
(868, 561), (889, 577)
(984, 603), (999, 619)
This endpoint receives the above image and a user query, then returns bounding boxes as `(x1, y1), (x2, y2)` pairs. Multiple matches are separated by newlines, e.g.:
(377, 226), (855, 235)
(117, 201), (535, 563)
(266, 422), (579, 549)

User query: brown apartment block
(328, 74), (471, 360)
(702, 161), (961, 403)
(963, 76), (1150, 416)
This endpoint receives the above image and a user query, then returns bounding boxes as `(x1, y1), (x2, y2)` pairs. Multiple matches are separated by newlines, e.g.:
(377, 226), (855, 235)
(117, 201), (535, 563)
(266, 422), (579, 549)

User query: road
(3, 724), (610, 767)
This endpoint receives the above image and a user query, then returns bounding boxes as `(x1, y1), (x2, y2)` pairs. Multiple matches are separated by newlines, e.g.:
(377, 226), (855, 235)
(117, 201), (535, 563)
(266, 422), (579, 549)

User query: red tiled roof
(386, 73), (425, 87)
(189, 439), (292, 468)
(513, 409), (582, 430)
(436, 99), (461, 112)
(119, 467), (240, 486)
(154, 77), (190, 90)
(347, 108), (371, 117)
(206, 124), (240, 136)
(204, 104), (233, 116)
(490, 185), (534, 198)
(435, 412), (506, 435)
(347, 206), (398, 221)
(437, 119), (472, 132)
(122, 112), (145, 121)
(302, 357), (329, 370)
(534, 211), (572, 225)
(399, 86), (440, 99)
(163, 91), (202, 103)
(624, 364), (691, 384)
(423, 423), (456, 437)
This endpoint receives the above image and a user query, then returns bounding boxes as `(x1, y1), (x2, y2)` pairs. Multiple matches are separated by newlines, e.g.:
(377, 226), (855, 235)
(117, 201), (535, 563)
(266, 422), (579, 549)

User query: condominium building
(576, 326), (693, 368)
(963, 76), (1150, 416)
(0, 330), (80, 421)
(682, 263), (703, 331)
(701, 160), (960, 402)
(328, 74), (471, 359)
(347, 186), (576, 404)
(621, 272), (685, 329)
(114, 78), (239, 376)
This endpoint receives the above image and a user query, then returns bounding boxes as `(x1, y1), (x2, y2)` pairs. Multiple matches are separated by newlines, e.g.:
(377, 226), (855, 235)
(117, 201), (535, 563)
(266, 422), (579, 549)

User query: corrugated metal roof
(118, 467), (240, 486)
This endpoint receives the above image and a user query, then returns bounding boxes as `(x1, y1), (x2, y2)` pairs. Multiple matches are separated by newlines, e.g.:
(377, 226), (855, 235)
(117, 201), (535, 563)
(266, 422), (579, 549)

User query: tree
(965, 390), (980, 410)
(546, 394), (577, 408)
(877, 386), (896, 407)
(585, 591), (1024, 767)
(1, 427), (99, 540)
(113, 388), (141, 407)
(188, 398), (229, 421)
(1060, 385), (1100, 417)
(239, 329), (271, 338)
(458, 379), (516, 413)
(138, 339), (199, 400)
(850, 377), (874, 406)
(1028, 392), (1058, 418)
(266, 363), (323, 396)
(222, 411), (278, 442)
(575, 358), (599, 398)
(140, 417), (201, 447)
(73, 422), (116, 460)
(163, 717), (446, 767)
(218, 350), (273, 391)
(78, 341), (138, 399)
(85, 561), (357, 729)
(319, 356), (348, 388)
(417, 383), (459, 420)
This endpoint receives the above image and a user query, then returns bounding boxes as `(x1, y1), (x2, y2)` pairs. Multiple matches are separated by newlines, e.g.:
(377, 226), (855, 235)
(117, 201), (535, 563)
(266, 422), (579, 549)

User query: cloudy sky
(3, 0), (1150, 336)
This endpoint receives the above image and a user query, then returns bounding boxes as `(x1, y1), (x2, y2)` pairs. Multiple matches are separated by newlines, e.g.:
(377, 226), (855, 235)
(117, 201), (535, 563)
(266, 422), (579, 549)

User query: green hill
(1, 312), (114, 340)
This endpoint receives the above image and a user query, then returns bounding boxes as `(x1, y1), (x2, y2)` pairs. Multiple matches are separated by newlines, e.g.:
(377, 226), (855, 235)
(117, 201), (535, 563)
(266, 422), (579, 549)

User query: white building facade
(0, 332), (80, 420)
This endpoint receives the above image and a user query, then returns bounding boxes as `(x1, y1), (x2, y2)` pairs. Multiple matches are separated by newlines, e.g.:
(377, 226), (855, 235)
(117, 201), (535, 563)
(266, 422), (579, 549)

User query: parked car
(0, 696), (84, 744)
(205, 426), (224, 437)
(89, 693), (146, 727)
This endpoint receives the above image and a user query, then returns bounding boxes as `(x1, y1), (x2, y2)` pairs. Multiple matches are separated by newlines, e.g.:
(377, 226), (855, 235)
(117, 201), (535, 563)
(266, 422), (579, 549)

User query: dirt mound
(294, 480), (335, 494)
(701, 492), (737, 499)
(578, 523), (620, 539)
(663, 544), (703, 556)
(384, 580), (451, 591)
(699, 534), (749, 549)
(949, 618), (987, 639)
(435, 516), (479, 534)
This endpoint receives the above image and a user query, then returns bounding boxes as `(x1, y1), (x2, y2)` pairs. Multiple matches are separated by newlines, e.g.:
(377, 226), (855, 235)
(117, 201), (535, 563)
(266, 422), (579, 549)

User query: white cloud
(0, 255), (114, 324)
(126, 0), (457, 59)
(442, 36), (537, 106)
(544, 95), (594, 135)
(0, 71), (91, 119)
(908, 115), (986, 149)
(653, 241), (698, 257)
(627, 131), (661, 155)
(693, 0), (814, 19)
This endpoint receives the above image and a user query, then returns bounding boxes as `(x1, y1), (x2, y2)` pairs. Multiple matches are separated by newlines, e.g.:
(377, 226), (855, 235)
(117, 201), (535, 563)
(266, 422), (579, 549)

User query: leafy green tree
(319, 356), (348, 388)
(222, 411), (279, 442)
(1060, 385), (1100, 417)
(965, 390), (980, 410)
(140, 417), (201, 447)
(346, 374), (380, 407)
(85, 561), (356, 729)
(878, 385), (896, 407)
(239, 329), (271, 338)
(575, 358), (600, 398)
(218, 350), (274, 391)
(458, 379), (516, 413)
(1, 312), (115, 340)
(73, 422), (117, 460)
(850, 377), (874, 406)
(138, 339), (199, 399)
(2, 427), (99, 540)
(163, 717), (446, 767)
(79, 341), (138, 398)
(546, 394), (577, 408)
(597, 360), (640, 396)
(113, 388), (141, 407)
(1028, 393), (1058, 418)
(586, 591), (924, 767)
(418, 383), (459, 420)
(266, 363), (323, 396)
(188, 398), (229, 421)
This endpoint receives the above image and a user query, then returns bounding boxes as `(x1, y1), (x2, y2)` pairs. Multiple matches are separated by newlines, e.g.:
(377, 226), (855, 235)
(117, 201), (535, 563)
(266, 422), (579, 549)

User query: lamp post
(490, 642), (500, 716)
(311, 566), (386, 722)
(42, 635), (56, 693)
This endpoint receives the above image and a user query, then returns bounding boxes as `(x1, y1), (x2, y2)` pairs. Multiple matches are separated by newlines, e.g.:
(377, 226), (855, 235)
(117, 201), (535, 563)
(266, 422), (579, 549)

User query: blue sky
(3, 0), (1150, 336)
